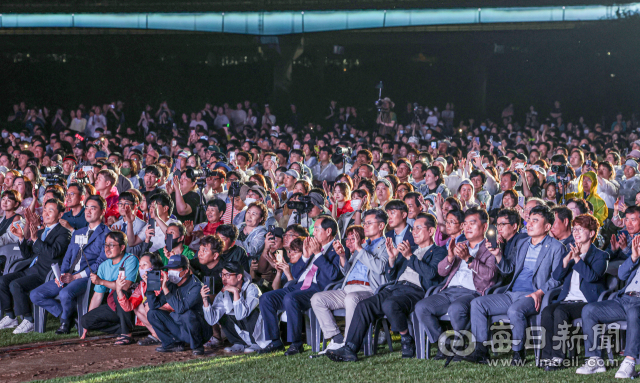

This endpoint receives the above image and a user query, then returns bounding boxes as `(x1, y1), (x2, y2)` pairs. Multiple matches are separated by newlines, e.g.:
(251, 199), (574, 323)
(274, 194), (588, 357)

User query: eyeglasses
(117, 202), (134, 207)
(496, 223), (512, 228)
(572, 227), (589, 234)
(104, 243), (120, 249)
(221, 272), (237, 279)
(363, 221), (381, 227)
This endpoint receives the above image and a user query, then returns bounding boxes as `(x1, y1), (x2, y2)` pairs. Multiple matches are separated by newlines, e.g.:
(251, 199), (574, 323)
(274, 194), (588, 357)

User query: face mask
(351, 200), (361, 210)
(425, 134), (432, 140)
(1, 132), (7, 139)
(121, 168), (131, 176)
(481, 125), (487, 131)
(139, 268), (152, 279)
(167, 269), (182, 284)
(378, 170), (389, 178)
(584, 129), (589, 134)
(244, 197), (257, 205)
(293, 144), (301, 150)
(93, 132), (101, 138)
(467, 136), (473, 141)
(350, 134), (354, 138)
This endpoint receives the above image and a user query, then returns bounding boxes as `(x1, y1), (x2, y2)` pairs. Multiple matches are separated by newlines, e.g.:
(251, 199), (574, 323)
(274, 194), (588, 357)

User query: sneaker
(0, 316), (19, 330)
(401, 335), (415, 359)
(576, 357), (607, 375)
(318, 340), (345, 355)
(223, 344), (246, 353)
(326, 345), (358, 362)
(12, 319), (34, 334)
(244, 344), (262, 354)
(204, 336), (222, 348)
(545, 358), (566, 372)
(615, 358), (637, 379)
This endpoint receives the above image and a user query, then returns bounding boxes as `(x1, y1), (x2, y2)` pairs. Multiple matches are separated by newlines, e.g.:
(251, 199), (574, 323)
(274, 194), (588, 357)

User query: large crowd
(1, 98), (640, 377)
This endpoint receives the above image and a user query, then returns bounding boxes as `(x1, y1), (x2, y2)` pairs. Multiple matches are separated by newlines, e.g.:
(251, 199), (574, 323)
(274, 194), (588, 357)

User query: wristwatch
(466, 256), (475, 265)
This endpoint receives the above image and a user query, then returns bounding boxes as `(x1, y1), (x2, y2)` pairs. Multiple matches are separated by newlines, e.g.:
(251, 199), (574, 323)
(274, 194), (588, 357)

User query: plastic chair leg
(382, 319), (393, 352)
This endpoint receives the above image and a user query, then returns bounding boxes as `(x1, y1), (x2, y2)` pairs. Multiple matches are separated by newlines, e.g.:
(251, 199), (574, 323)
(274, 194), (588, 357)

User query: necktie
(70, 229), (94, 271)
(30, 227), (52, 268)
(41, 227), (51, 241)
(301, 265), (318, 290)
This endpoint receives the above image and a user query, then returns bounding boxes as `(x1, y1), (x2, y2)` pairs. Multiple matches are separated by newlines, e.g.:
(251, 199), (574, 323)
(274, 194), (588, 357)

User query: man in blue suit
(468, 205), (565, 365)
(577, 234), (640, 378)
(258, 215), (342, 356)
(30, 195), (110, 334)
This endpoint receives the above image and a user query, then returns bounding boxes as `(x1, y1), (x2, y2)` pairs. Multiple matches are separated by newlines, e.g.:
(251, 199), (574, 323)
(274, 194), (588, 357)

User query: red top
(332, 200), (353, 218)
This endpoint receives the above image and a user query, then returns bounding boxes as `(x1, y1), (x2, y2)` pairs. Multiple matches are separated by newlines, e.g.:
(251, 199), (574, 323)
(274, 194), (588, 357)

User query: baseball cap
(435, 157), (447, 168)
(284, 169), (300, 180)
(625, 159), (638, 171)
(63, 155), (78, 164)
(164, 254), (189, 270)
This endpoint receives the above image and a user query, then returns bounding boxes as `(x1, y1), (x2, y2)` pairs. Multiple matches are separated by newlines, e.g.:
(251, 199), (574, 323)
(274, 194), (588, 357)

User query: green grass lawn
(39, 342), (624, 383)
(0, 316), (77, 348)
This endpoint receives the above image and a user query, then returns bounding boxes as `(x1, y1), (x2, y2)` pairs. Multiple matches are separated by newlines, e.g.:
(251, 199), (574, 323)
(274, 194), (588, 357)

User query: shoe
(318, 340), (344, 355)
(155, 344), (185, 353)
(432, 349), (447, 361)
(203, 336), (222, 348)
(244, 344), (262, 354)
(576, 357), (606, 375)
(510, 349), (526, 366)
(615, 358), (637, 379)
(138, 335), (161, 346)
(0, 316), (19, 330)
(192, 347), (205, 356)
(55, 320), (71, 335)
(401, 335), (415, 358)
(544, 358), (566, 371)
(326, 345), (358, 362)
(284, 343), (305, 356)
(539, 358), (551, 368)
(256, 341), (285, 354)
(459, 350), (490, 365)
(12, 319), (34, 334)
(224, 344), (247, 353)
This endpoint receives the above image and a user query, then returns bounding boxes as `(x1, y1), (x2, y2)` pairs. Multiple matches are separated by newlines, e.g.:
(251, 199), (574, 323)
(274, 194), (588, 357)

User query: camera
(551, 164), (569, 180)
(332, 147), (352, 165)
(375, 99), (385, 110)
(40, 165), (65, 185)
(185, 167), (215, 188)
(229, 181), (241, 198)
(287, 195), (314, 213)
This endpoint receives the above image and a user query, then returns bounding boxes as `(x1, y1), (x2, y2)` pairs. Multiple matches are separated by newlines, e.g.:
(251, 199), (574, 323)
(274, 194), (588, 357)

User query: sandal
(114, 335), (136, 345)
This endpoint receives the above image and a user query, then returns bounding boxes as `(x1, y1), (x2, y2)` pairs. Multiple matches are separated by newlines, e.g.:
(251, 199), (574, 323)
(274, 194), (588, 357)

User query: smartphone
(148, 218), (156, 231)
(118, 266), (125, 280)
(229, 152), (236, 162)
(431, 142), (437, 149)
(275, 249), (284, 264)
(271, 155), (277, 164)
(147, 270), (162, 291)
(171, 139), (177, 147)
(268, 225), (275, 234)
(515, 163), (526, 170)
(586, 160), (592, 167)
(82, 165), (93, 173)
(474, 137), (480, 145)
(486, 224), (498, 250)
(204, 276), (215, 294)
(518, 196), (526, 208)
(165, 234), (174, 251)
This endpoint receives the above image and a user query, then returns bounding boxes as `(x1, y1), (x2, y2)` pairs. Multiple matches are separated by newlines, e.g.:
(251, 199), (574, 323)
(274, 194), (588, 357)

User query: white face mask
(467, 136), (473, 141)
(425, 134), (432, 140)
(244, 197), (257, 205)
(139, 268), (152, 279)
(1, 132), (7, 139)
(167, 269), (182, 284)
(293, 144), (301, 150)
(378, 170), (389, 178)
(351, 199), (361, 210)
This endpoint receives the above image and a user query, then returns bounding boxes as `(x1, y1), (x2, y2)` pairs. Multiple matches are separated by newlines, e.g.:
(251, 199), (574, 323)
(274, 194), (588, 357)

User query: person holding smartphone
(202, 261), (267, 354)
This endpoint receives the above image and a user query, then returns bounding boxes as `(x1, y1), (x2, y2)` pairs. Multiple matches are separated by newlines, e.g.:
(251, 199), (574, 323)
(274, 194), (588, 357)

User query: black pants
(346, 282), (424, 352)
(0, 268), (46, 317)
(540, 301), (587, 360)
(220, 309), (261, 346)
(147, 308), (213, 350)
(81, 296), (134, 335)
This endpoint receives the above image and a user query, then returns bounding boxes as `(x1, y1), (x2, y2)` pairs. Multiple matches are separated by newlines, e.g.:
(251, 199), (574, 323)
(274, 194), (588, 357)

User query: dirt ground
(0, 335), (224, 382)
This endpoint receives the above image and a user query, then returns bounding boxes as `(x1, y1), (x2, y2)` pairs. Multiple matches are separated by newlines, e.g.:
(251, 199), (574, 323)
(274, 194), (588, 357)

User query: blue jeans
(582, 295), (640, 358)
(30, 277), (89, 321)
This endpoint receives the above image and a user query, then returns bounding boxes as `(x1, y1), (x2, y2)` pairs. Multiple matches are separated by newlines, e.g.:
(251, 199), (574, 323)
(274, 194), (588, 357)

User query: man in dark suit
(258, 215), (342, 356)
(327, 213), (447, 362)
(468, 205), (565, 365)
(30, 195), (110, 334)
(0, 199), (71, 333)
(384, 200), (416, 249)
